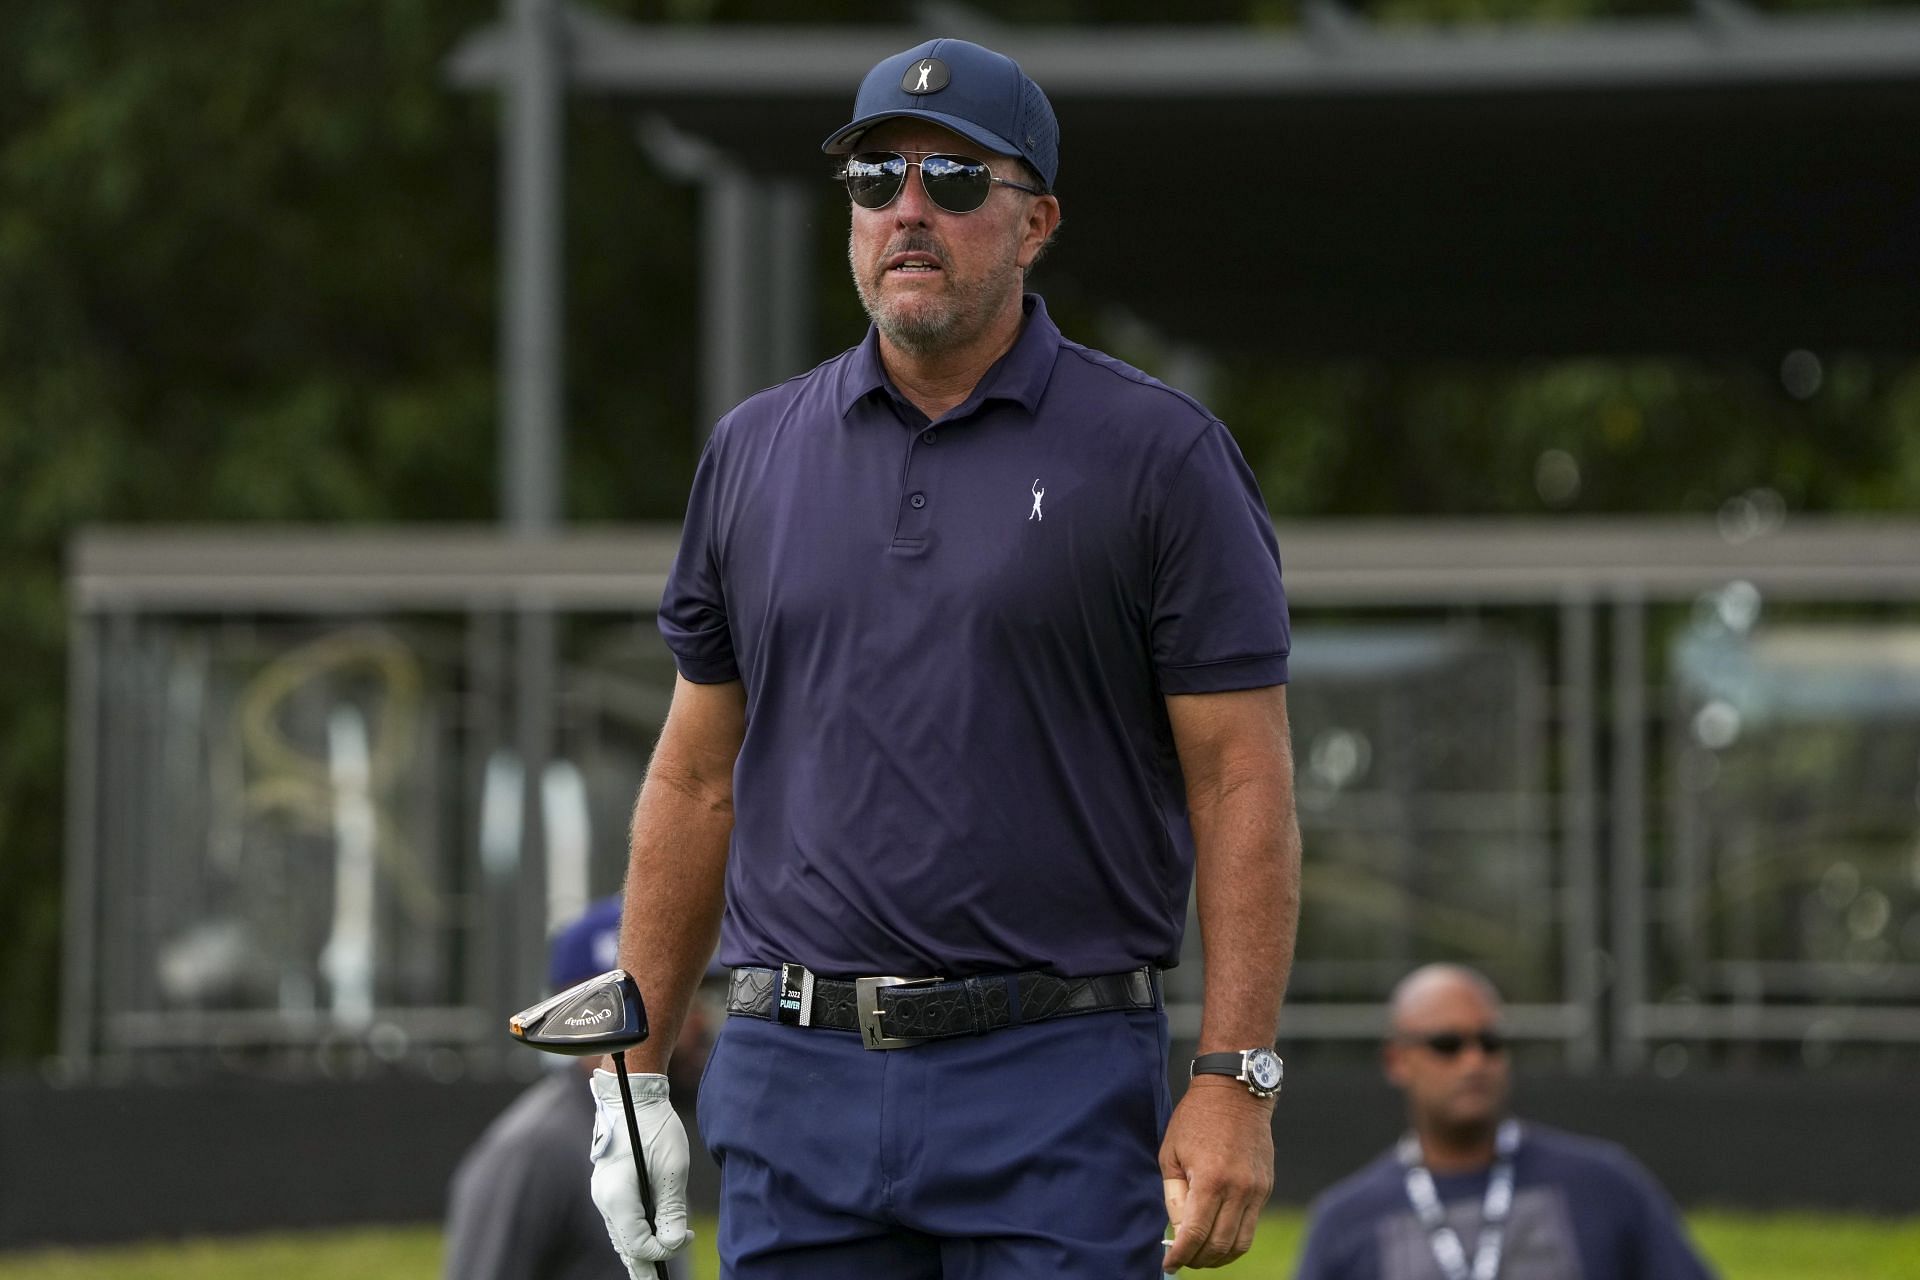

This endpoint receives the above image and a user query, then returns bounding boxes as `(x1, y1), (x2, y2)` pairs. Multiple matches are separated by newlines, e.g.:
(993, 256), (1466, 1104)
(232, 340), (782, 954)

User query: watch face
(1247, 1049), (1284, 1092)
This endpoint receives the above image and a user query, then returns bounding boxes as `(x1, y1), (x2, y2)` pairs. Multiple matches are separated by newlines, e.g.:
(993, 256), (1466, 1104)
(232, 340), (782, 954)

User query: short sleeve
(658, 434), (740, 684)
(1618, 1154), (1718, 1279)
(1149, 421), (1291, 692)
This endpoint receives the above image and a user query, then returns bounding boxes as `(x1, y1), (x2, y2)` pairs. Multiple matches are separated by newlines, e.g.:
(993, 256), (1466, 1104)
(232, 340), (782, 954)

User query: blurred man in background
(1295, 964), (1713, 1280)
(445, 897), (694, 1280)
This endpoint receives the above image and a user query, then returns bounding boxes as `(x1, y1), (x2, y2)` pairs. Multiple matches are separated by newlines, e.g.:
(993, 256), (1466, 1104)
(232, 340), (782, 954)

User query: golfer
(587, 37), (1301, 1278)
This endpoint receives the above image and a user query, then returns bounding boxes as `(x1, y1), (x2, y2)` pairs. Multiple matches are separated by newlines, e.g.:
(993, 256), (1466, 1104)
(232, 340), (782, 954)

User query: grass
(2, 1212), (1918, 1278)
(0, 1228), (446, 1280)
(1687, 1211), (1920, 1280)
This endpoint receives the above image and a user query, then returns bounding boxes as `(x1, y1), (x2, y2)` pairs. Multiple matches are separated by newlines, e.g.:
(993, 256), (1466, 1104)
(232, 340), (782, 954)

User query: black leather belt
(727, 963), (1160, 1050)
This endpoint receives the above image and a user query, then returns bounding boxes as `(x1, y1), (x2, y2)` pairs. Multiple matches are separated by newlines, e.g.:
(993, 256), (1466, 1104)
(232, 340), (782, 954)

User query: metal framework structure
(450, 0), (1920, 462)
(55, 7), (1920, 1078)
(63, 520), (1920, 1075)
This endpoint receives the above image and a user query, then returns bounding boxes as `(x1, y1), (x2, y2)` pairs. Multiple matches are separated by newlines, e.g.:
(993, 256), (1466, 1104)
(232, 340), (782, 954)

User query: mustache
(881, 232), (945, 266)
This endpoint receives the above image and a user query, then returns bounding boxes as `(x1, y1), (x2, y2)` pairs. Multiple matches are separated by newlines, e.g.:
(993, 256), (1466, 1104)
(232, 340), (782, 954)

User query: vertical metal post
(501, 0), (564, 1034)
(1669, 688), (1704, 991)
(765, 178), (814, 385)
(502, 0), (565, 531)
(515, 601), (559, 1020)
(1611, 593), (1649, 1071)
(1512, 633), (1550, 1001)
(701, 169), (760, 436)
(1385, 686), (1416, 973)
(1557, 595), (1600, 1071)
(60, 609), (102, 1070)
(97, 612), (139, 1066)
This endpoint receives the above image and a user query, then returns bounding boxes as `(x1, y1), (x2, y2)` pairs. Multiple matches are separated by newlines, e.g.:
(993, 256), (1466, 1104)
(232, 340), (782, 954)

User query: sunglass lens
(845, 154), (905, 209)
(919, 154), (992, 213)
(1420, 1031), (1507, 1056)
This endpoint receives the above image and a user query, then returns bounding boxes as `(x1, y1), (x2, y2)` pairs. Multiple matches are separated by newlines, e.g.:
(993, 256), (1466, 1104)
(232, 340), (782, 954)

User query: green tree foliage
(1, 0), (474, 1057)
(0, 0), (708, 1059)
(3, 0), (1918, 1061)
(1214, 355), (1920, 518)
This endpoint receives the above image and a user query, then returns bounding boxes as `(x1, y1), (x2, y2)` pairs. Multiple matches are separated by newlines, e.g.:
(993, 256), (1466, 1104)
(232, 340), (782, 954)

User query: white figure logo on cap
(915, 61), (934, 92)
(1030, 479), (1044, 522)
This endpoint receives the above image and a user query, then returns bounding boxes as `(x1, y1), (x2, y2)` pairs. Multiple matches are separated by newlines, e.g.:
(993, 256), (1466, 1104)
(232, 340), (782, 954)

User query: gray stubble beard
(849, 229), (1023, 358)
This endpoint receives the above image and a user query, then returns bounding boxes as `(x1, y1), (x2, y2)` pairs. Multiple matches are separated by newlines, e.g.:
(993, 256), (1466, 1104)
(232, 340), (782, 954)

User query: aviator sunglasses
(1401, 1030), (1509, 1058)
(840, 150), (1048, 214)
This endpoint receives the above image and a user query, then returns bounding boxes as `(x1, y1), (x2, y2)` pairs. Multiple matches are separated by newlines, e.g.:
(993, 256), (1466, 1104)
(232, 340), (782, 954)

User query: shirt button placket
(893, 429), (936, 547)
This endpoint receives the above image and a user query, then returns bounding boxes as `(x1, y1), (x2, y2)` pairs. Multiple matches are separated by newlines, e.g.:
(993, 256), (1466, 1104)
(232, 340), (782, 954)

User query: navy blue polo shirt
(1295, 1124), (1716, 1280)
(659, 295), (1289, 978)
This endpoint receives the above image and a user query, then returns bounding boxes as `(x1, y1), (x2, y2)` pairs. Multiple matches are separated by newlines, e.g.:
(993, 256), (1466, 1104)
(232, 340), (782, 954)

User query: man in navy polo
(1294, 966), (1715, 1280)
(587, 37), (1301, 1279)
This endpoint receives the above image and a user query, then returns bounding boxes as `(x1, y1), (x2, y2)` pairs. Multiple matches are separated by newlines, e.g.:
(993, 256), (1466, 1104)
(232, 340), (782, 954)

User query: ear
(1017, 195), (1061, 270)
(1383, 1040), (1410, 1089)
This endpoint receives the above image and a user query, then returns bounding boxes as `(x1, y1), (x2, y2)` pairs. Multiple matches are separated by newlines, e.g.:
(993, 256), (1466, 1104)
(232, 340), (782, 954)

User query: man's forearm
(611, 675), (743, 1074)
(1158, 694), (1298, 1274)
(1189, 772), (1300, 1054)
(616, 761), (733, 1074)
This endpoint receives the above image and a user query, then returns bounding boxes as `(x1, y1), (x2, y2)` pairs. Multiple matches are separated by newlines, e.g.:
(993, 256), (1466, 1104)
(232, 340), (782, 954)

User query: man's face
(844, 119), (1053, 356)
(1383, 977), (1511, 1139)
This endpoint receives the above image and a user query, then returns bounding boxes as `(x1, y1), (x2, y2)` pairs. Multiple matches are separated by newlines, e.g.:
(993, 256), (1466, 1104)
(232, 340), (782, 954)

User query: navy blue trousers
(696, 1006), (1173, 1278)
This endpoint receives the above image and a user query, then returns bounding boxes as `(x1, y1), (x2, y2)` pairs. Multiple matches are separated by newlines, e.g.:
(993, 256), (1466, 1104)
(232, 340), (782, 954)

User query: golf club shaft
(613, 1052), (672, 1280)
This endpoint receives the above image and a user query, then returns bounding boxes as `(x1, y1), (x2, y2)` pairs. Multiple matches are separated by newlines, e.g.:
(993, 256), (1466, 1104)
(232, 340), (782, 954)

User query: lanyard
(1397, 1120), (1522, 1280)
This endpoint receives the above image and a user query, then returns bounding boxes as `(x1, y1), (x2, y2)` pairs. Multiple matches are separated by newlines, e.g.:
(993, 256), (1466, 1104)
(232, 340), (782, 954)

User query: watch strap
(1191, 1051), (1252, 1080)
(1191, 1048), (1282, 1097)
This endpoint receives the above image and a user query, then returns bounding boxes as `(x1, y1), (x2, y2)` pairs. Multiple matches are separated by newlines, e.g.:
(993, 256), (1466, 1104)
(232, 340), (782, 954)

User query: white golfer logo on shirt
(915, 61), (934, 92)
(1030, 479), (1045, 521)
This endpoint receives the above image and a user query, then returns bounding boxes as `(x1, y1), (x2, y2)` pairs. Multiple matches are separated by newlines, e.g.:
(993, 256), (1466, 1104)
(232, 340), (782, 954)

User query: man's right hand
(588, 1068), (692, 1275)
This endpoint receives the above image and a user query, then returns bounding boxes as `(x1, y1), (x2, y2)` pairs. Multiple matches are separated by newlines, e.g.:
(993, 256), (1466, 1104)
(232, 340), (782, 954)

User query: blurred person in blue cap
(1295, 965), (1714, 1280)
(592, 33), (1299, 1280)
(445, 896), (695, 1280)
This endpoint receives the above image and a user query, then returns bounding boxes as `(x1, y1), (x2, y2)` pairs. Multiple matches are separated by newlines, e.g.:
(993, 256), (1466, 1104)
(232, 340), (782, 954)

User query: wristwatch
(1190, 1048), (1284, 1099)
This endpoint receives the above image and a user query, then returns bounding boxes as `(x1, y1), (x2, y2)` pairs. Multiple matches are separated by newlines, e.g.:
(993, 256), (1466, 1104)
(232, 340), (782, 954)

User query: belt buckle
(854, 975), (942, 1050)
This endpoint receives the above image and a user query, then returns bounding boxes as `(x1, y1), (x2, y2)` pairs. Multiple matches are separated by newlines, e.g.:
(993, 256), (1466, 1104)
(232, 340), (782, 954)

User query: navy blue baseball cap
(821, 38), (1059, 191)
(548, 895), (622, 991)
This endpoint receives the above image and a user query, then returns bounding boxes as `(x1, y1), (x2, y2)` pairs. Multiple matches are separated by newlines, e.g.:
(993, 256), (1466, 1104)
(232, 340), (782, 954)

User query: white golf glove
(589, 1068), (692, 1274)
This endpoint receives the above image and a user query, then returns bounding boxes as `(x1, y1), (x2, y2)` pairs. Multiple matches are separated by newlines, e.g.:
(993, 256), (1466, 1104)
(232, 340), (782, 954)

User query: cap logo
(902, 58), (949, 95)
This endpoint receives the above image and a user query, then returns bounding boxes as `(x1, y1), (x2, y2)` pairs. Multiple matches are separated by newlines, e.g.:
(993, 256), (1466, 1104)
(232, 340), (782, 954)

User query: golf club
(509, 967), (670, 1280)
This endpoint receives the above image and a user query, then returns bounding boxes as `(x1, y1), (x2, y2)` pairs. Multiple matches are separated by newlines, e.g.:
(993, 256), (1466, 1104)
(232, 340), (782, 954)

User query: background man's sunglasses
(1404, 1030), (1509, 1057)
(840, 151), (1047, 214)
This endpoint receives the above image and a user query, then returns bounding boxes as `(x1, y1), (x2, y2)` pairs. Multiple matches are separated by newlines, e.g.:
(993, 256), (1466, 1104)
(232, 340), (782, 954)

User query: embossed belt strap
(726, 965), (1159, 1043)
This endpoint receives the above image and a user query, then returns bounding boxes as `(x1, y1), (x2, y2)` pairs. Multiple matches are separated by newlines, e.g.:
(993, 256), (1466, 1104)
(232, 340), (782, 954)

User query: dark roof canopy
(452, 7), (1920, 358)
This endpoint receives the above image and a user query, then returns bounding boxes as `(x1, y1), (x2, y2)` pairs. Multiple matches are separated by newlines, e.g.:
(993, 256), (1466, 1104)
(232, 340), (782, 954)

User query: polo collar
(837, 293), (1061, 420)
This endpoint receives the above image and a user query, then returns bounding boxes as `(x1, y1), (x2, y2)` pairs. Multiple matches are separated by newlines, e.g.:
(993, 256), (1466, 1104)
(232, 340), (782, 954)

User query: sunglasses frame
(838, 150), (1048, 215)
(1400, 1029), (1509, 1058)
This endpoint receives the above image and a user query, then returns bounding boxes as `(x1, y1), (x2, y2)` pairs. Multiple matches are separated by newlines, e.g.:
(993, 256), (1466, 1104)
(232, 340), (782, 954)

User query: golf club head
(509, 967), (649, 1057)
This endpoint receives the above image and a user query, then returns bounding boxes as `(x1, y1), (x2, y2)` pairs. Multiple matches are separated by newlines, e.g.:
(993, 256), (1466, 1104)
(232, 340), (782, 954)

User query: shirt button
(909, 492), (927, 509)
(921, 430), (937, 444)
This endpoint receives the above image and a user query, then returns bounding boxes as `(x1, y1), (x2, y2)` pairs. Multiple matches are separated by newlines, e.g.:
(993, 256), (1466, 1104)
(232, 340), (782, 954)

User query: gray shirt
(445, 1071), (686, 1280)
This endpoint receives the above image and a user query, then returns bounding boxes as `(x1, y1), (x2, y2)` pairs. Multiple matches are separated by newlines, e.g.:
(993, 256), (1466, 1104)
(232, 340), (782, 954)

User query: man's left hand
(588, 1068), (692, 1274)
(1158, 1078), (1276, 1272)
